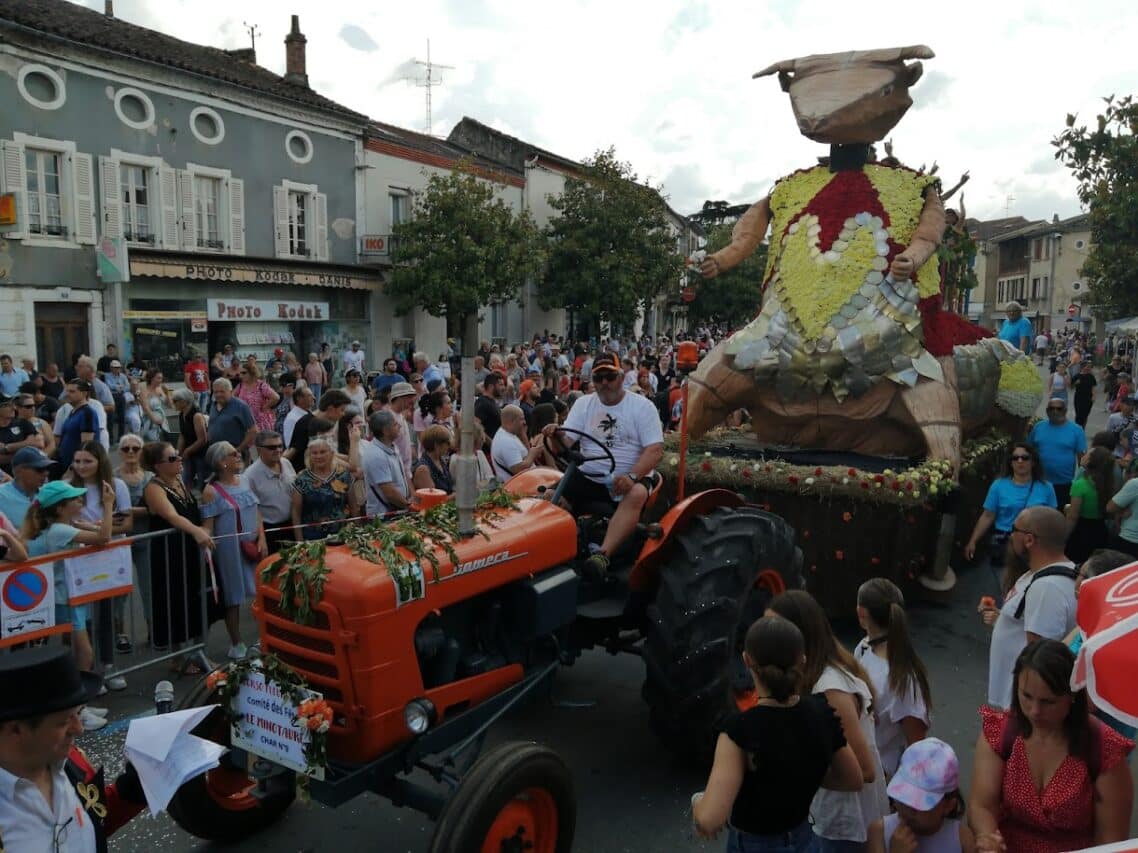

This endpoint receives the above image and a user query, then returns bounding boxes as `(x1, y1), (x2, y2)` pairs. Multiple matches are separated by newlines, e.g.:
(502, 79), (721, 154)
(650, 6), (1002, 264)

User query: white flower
(804, 477), (815, 485)
(704, 451), (712, 457)
(316, 719), (331, 734)
(842, 478), (849, 485)
(669, 456), (679, 467)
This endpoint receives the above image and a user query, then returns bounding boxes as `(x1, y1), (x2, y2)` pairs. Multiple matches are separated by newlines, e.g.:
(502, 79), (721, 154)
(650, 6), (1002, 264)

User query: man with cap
(997, 301), (1034, 353)
(518, 378), (540, 432)
(543, 352), (664, 578)
(0, 394), (44, 474)
(1029, 397), (1087, 508)
(0, 447), (53, 526)
(342, 340), (366, 376)
(386, 381), (418, 483)
(102, 359), (129, 443)
(0, 647), (147, 852)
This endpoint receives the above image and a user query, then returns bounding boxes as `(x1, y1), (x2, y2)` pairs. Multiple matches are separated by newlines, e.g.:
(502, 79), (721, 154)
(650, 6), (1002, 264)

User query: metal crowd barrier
(0, 528), (211, 679)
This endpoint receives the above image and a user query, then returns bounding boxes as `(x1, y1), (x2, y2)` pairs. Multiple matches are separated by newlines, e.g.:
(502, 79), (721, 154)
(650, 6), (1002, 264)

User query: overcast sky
(81, 0), (1138, 224)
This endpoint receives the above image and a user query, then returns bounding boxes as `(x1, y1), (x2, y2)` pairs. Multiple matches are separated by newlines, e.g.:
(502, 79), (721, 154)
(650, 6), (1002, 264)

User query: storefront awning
(129, 252), (380, 291)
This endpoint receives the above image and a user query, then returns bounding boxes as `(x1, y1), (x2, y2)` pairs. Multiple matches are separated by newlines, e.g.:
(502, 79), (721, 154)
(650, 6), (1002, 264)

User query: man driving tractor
(543, 352), (664, 578)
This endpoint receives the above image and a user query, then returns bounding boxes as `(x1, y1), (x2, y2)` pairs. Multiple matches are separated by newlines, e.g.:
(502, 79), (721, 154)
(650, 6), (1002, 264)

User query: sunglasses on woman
(120, 446), (142, 453)
(1011, 454), (1032, 461)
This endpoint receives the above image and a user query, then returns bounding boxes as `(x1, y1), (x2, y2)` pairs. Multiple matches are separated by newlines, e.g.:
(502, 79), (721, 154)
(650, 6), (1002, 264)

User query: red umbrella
(1071, 560), (1138, 729)
(1065, 842), (1138, 852)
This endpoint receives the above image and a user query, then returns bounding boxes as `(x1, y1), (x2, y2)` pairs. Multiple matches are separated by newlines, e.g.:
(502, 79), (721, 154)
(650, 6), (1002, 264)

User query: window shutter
(159, 164), (179, 249)
(314, 191), (328, 261)
(273, 184), (289, 258)
(71, 152), (96, 244)
(228, 177), (245, 255)
(1, 140), (27, 239)
(178, 170), (196, 251)
(98, 156), (121, 239)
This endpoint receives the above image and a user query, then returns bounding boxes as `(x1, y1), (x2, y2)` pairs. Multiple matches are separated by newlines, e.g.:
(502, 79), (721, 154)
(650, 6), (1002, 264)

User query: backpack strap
(1013, 565), (1078, 620)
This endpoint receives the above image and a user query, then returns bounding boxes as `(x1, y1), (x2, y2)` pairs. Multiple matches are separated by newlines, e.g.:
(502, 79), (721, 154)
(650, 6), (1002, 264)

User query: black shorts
(561, 467), (615, 511)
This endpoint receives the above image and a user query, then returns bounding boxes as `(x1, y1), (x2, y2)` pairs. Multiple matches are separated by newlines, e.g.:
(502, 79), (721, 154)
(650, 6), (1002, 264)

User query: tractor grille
(263, 597), (330, 629)
(259, 594), (344, 707)
(265, 623), (335, 654)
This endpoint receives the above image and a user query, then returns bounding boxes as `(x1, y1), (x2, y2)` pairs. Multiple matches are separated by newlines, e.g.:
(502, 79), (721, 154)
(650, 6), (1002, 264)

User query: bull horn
(899, 44), (935, 60)
(752, 58), (796, 79)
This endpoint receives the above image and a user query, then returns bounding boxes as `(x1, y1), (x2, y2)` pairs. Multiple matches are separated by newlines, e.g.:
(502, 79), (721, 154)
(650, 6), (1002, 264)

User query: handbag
(213, 483), (262, 563)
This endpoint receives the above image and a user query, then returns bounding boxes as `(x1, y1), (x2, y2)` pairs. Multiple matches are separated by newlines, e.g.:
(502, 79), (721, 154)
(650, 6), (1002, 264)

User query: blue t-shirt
(998, 317), (1034, 350)
(982, 477), (1058, 532)
(0, 481), (35, 528)
(1029, 420), (1088, 485)
(27, 522), (80, 604)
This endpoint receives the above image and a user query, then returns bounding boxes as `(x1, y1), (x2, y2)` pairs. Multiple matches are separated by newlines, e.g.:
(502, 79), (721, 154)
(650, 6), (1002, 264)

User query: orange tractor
(167, 419), (800, 851)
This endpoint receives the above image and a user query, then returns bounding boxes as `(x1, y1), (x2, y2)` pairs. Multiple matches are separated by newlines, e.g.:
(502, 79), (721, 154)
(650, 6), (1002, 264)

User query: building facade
(0, 2), (373, 377)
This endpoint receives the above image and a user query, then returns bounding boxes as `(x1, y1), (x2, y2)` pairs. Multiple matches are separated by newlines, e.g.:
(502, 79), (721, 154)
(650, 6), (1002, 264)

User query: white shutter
(1, 140), (27, 238)
(273, 184), (289, 257)
(314, 191), (328, 261)
(159, 164), (178, 249)
(98, 156), (121, 240)
(71, 152), (96, 244)
(178, 170), (196, 251)
(227, 177), (245, 255)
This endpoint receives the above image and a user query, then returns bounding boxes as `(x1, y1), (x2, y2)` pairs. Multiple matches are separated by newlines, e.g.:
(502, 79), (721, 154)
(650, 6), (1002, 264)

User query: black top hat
(0, 647), (102, 722)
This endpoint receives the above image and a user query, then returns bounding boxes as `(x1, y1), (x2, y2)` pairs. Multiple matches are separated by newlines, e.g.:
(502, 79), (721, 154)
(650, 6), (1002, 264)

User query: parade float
(677, 45), (1043, 612)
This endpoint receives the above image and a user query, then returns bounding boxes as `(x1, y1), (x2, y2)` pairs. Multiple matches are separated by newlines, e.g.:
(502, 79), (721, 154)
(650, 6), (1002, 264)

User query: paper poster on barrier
(64, 547), (133, 601)
(1, 564), (56, 642)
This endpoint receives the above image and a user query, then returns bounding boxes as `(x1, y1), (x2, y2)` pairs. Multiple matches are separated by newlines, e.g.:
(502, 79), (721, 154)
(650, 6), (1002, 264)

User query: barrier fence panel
(0, 529), (211, 680)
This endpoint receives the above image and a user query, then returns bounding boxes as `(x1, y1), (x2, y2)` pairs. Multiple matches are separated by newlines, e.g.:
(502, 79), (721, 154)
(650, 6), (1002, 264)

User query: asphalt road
(88, 364), (1135, 851)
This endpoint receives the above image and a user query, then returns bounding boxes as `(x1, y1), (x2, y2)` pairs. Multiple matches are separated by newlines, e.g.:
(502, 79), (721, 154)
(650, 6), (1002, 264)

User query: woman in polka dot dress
(968, 640), (1133, 852)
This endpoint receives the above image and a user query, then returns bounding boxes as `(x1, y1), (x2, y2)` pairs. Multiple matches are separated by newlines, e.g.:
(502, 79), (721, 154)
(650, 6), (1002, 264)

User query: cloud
(339, 24), (378, 53)
(912, 70), (952, 111)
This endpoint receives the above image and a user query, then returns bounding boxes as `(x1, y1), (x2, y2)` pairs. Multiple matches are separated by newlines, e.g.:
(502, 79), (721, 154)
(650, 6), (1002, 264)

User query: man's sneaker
(583, 552), (610, 581)
(227, 643), (248, 661)
(116, 634), (133, 654)
(84, 706), (109, 718)
(79, 708), (107, 731)
(105, 670), (127, 691)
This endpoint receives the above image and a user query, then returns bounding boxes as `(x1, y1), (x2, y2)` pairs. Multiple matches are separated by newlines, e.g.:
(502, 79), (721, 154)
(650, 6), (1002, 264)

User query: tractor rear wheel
(428, 740), (575, 853)
(642, 506), (801, 765)
(166, 675), (296, 841)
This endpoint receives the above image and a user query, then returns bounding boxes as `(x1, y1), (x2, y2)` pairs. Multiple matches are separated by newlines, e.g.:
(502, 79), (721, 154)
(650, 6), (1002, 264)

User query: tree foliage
(540, 148), (683, 330)
(389, 162), (544, 328)
(1053, 95), (1138, 318)
(684, 223), (767, 327)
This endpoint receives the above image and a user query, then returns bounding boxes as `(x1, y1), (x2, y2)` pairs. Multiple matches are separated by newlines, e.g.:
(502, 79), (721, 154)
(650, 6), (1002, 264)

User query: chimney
(284, 15), (308, 87)
(104, 0), (113, 16)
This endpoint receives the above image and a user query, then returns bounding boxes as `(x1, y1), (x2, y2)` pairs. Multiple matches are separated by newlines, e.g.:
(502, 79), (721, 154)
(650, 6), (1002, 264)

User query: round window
(114, 87), (155, 130)
(17, 64), (66, 110)
(1074, 239), (1086, 250)
(285, 130), (313, 164)
(189, 107), (225, 145)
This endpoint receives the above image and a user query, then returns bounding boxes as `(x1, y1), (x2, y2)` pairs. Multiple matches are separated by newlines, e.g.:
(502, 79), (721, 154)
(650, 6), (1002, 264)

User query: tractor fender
(628, 488), (745, 592)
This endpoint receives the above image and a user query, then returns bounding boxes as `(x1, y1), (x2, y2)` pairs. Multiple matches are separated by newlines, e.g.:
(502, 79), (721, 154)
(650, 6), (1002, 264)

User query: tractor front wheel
(642, 505), (801, 765)
(166, 674), (296, 841)
(428, 741), (575, 853)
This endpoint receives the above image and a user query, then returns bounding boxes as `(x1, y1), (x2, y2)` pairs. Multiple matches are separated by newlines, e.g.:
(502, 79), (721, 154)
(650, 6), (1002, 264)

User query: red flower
(741, 468), (752, 479)
(860, 481), (870, 490)
(834, 550), (845, 560)
(847, 468), (857, 477)
(891, 481), (900, 491)
(905, 482), (914, 491)
(870, 556), (881, 565)
(814, 467), (823, 476)
(788, 475), (799, 484)
(874, 474), (885, 483)
(701, 461), (712, 472)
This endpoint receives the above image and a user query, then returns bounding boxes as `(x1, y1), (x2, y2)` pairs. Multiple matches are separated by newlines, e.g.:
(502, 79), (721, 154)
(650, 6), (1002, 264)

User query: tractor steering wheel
(543, 426), (616, 476)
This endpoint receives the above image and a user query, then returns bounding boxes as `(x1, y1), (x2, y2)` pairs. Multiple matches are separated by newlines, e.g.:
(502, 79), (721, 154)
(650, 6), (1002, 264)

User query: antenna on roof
(243, 21), (261, 52)
(406, 39), (454, 136)
(1004, 194), (1016, 217)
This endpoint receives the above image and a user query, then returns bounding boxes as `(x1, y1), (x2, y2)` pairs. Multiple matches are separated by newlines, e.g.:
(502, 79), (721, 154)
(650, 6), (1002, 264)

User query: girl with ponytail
(692, 616), (863, 850)
(855, 578), (933, 777)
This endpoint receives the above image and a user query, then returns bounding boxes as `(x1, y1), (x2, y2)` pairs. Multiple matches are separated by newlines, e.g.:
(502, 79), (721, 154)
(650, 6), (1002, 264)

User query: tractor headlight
(403, 698), (437, 735)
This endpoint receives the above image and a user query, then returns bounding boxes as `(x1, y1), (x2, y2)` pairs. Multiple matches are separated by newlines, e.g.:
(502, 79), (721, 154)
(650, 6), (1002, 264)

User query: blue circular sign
(3, 568), (49, 612)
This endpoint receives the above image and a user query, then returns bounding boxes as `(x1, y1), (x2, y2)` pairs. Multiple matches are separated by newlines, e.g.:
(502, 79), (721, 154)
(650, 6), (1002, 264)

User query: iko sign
(231, 668), (324, 778)
(206, 299), (329, 322)
(360, 235), (389, 256)
(1, 565), (55, 641)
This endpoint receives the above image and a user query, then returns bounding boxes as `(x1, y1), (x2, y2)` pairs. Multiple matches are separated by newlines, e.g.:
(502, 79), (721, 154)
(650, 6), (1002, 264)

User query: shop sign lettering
(130, 258), (377, 291)
(207, 299), (329, 322)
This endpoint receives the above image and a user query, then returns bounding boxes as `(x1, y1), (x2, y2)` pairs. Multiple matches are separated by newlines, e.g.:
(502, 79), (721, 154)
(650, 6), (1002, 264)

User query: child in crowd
(855, 578), (933, 777)
(867, 738), (976, 852)
(692, 616), (863, 851)
(770, 590), (889, 851)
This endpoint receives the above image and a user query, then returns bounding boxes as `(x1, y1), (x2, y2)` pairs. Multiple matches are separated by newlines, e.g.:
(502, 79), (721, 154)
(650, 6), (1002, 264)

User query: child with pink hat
(867, 737), (977, 852)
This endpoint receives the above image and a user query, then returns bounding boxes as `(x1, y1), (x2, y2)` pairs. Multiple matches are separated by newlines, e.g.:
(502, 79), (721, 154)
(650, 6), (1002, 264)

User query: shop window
(99, 151), (178, 250)
(274, 180), (327, 261)
(0, 135), (95, 244)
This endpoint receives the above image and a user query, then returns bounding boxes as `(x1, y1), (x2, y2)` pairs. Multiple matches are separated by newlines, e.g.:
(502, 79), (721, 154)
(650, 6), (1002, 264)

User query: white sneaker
(85, 706), (109, 718)
(105, 675), (127, 691)
(79, 708), (107, 731)
(227, 643), (248, 660)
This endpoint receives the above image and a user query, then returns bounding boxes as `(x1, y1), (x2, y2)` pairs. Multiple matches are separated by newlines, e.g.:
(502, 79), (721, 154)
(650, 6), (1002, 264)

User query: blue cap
(12, 447), (53, 470)
(35, 480), (87, 509)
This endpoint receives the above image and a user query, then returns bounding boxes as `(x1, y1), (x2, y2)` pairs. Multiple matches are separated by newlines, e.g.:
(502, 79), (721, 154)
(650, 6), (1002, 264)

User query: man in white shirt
(491, 405), (543, 479)
(362, 410), (410, 516)
(342, 341), (366, 375)
(981, 506), (1077, 708)
(544, 353), (664, 578)
(281, 385), (314, 447)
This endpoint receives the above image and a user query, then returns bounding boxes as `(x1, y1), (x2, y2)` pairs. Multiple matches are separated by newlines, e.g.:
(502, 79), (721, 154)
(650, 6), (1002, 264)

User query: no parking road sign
(1, 565), (56, 643)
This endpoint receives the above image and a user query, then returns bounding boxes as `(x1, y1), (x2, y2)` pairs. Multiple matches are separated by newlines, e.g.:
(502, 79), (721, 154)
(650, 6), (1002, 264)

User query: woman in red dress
(968, 639), (1133, 852)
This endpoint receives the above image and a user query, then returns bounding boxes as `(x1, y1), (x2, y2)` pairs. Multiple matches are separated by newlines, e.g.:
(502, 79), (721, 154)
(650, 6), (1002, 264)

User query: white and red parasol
(1066, 842), (1138, 852)
(1071, 560), (1138, 729)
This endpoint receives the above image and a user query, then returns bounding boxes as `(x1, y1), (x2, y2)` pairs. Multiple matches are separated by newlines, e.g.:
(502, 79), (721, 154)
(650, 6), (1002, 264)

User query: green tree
(389, 162), (544, 341)
(685, 223), (768, 326)
(541, 148), (683, 331)
(1053, 95), (1138, 318)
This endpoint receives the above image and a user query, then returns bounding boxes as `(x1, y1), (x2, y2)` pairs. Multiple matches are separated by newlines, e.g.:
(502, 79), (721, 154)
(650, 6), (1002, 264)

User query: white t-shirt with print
(561, 391), (663, 482)
(853, 639), (930, 776)
(987, 562), (1077, 708)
